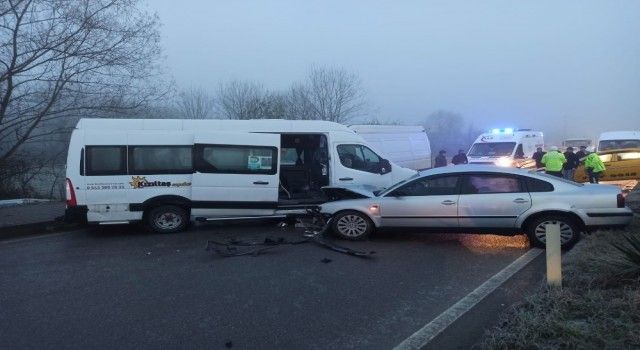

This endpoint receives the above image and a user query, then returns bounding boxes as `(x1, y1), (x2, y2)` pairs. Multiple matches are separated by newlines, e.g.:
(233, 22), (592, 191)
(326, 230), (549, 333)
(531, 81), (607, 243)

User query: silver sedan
(320, 165), (633, 249)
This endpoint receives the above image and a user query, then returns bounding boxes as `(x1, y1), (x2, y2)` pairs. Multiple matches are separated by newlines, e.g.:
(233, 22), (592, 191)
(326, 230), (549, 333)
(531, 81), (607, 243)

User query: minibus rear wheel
(146, 205), (188, 233)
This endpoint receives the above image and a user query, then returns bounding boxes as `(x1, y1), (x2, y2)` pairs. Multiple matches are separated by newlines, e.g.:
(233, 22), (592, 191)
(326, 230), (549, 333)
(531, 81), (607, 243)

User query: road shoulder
(424, 252), (546, 349)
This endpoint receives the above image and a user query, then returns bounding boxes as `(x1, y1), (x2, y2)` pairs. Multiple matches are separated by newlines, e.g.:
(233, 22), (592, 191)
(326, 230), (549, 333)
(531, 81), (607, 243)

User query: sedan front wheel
(331, 210), (374, 240)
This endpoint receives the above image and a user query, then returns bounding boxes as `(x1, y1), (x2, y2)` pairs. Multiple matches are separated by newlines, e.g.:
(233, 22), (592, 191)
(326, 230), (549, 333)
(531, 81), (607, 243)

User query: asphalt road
(0, 221), (532, 349)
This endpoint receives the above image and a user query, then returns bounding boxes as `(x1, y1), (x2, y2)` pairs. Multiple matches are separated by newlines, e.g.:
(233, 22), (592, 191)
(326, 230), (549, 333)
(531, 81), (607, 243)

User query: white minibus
(64, 118), (416, 232)
(597, 131), (640, 151)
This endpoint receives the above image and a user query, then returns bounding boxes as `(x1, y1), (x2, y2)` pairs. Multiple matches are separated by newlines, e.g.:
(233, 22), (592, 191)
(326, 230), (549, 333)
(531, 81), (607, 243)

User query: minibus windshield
(598, 139), (640, 151)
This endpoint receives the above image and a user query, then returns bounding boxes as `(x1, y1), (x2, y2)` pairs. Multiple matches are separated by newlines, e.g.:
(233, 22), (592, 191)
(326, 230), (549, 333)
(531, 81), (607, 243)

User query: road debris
(205, 211), (375, 259)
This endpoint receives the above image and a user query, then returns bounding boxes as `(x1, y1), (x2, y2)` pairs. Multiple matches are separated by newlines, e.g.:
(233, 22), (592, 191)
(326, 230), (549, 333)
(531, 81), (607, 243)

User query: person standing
(451, 149), (468, 165)
(541, 146), (566, 177)
(575, 145), (588, 160)
(584, 152), (606, 183)
(575, 145), (589, 179)
(434, 150), (447, 167)
(532, 147), (546, 169)
(562, 147), (579, 181)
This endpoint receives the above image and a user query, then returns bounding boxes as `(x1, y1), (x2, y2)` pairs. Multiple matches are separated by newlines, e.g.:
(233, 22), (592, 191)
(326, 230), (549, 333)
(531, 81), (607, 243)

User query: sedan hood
(321, 185), (380, 199)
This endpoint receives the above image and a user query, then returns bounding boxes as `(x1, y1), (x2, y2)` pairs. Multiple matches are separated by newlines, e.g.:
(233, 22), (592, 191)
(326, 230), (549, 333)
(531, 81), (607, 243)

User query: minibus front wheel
(145, 205), (189, 233)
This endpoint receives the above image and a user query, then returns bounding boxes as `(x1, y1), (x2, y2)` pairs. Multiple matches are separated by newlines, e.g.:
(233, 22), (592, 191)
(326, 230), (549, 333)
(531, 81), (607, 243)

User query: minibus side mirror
(379, 159), (391, 174)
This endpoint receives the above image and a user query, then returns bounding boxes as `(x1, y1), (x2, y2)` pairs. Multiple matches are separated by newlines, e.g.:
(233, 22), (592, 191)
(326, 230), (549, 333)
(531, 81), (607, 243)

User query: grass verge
(481, 216), (640, 349)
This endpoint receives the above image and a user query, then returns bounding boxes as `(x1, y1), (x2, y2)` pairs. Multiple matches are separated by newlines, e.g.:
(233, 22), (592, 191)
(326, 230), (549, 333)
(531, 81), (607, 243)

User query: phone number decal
(86, 183), (126, 190)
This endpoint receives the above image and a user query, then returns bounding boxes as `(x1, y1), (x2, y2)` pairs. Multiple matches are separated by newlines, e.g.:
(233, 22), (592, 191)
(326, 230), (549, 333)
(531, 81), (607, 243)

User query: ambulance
(467, 128), (544, 167)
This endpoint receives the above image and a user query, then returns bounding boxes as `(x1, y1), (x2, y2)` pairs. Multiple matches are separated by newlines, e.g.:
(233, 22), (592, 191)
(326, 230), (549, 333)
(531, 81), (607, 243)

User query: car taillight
(66, 178), (77, 207)
(617, 193), (625, 208)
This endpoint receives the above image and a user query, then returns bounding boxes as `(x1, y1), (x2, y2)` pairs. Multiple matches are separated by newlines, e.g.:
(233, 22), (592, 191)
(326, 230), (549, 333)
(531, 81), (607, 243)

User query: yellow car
(574, 148), (640, 187)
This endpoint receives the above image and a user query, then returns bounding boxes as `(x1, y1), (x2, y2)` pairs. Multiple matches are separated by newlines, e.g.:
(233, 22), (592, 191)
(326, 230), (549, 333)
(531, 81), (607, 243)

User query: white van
(64, 118), (416, 232)
(467, 128), (544, 167)
(348, 124), (432, 170)
(597, 131), (640, 151)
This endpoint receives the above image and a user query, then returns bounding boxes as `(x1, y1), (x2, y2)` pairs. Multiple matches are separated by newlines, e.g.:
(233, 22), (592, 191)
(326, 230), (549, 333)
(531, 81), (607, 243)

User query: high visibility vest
(541, 151), (566, 172)
(585, 153), (606, 173)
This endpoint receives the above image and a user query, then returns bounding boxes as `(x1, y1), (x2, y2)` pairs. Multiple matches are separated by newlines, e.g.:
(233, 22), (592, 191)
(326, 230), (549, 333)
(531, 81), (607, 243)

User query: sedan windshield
(468, 142), (516, 157)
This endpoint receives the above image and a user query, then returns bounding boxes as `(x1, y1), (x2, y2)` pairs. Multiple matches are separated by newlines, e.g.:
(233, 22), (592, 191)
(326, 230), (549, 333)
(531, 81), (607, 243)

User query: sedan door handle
(441, 200), (456, 205)
(253, 181), (269, 185)
(339, 177), (353, 181)
(513, 198), (529, 203)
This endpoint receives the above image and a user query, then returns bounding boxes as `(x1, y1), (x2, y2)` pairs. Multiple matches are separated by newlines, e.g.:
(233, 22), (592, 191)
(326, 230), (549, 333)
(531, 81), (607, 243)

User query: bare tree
(289, 67), (366, 123)
(424, 110), (479, 154)
(215, 81), (286, 119)
(177, 87), (215, 119)
(361, 117), (402, 125)
(285, 83), (316, 120)
(215, 81), (263, 120)
(260, 91), (287, 119)
(214, 67), (367, 122)
(0, 0), (167, 165)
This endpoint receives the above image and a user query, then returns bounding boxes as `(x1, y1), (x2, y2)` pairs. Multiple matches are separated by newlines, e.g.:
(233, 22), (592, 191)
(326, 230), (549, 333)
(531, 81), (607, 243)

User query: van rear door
(192, 132), (280, 218)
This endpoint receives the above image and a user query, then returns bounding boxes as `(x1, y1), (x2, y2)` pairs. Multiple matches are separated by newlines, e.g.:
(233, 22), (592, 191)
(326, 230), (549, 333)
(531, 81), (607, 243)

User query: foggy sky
(147, 0), (640, 144)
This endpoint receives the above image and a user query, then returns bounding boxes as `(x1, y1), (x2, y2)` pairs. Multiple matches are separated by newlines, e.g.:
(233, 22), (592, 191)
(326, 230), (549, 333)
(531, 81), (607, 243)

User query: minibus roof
(76, 118), (355, 134)
(599, 131), (640, 141)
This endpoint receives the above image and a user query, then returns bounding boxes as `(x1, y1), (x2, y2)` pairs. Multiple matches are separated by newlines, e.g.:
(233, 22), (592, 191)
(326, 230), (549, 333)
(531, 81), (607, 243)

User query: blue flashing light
(491, 127), (515, 135)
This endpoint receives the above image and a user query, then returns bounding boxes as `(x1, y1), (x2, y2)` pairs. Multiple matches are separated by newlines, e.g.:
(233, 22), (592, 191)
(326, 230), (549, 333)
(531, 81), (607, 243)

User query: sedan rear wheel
(527, 215), (581, 249)
(331, 210), (373, 240)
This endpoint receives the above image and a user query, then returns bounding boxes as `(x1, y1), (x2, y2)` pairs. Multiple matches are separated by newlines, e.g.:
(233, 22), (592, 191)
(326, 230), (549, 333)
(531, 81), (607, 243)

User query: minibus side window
(85, 146), (127, 176)
(195, 144), (277, 175)
(337, 144), (382, 174)
(129, 146), (193, 175)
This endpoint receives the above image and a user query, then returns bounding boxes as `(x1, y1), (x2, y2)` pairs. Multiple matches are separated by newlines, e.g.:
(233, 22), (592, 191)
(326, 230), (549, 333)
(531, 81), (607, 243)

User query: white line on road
(394, 248), (543, 350)
(0, 230), (80, 245)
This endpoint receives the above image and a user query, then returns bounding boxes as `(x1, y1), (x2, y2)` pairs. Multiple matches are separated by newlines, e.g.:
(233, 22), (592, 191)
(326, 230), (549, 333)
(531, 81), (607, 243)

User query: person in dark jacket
(532, 147), (546, 168)
(575, 145), (589, 178)
(575, 145), (588, 160)
(451, 149), (468, 165)
(434, 150), (447, 167)
(562, 147), (580, 180)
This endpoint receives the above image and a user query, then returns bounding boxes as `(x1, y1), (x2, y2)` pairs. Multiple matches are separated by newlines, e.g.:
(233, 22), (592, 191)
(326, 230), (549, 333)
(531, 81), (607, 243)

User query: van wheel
(331, 210), (373, 240)
(526, 215), (580, 249)
(146, 205), (188, 233)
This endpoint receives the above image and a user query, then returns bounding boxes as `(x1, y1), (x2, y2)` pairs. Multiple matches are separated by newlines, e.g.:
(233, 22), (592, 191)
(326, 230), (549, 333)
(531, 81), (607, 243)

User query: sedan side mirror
(379, 159), (392, 174)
